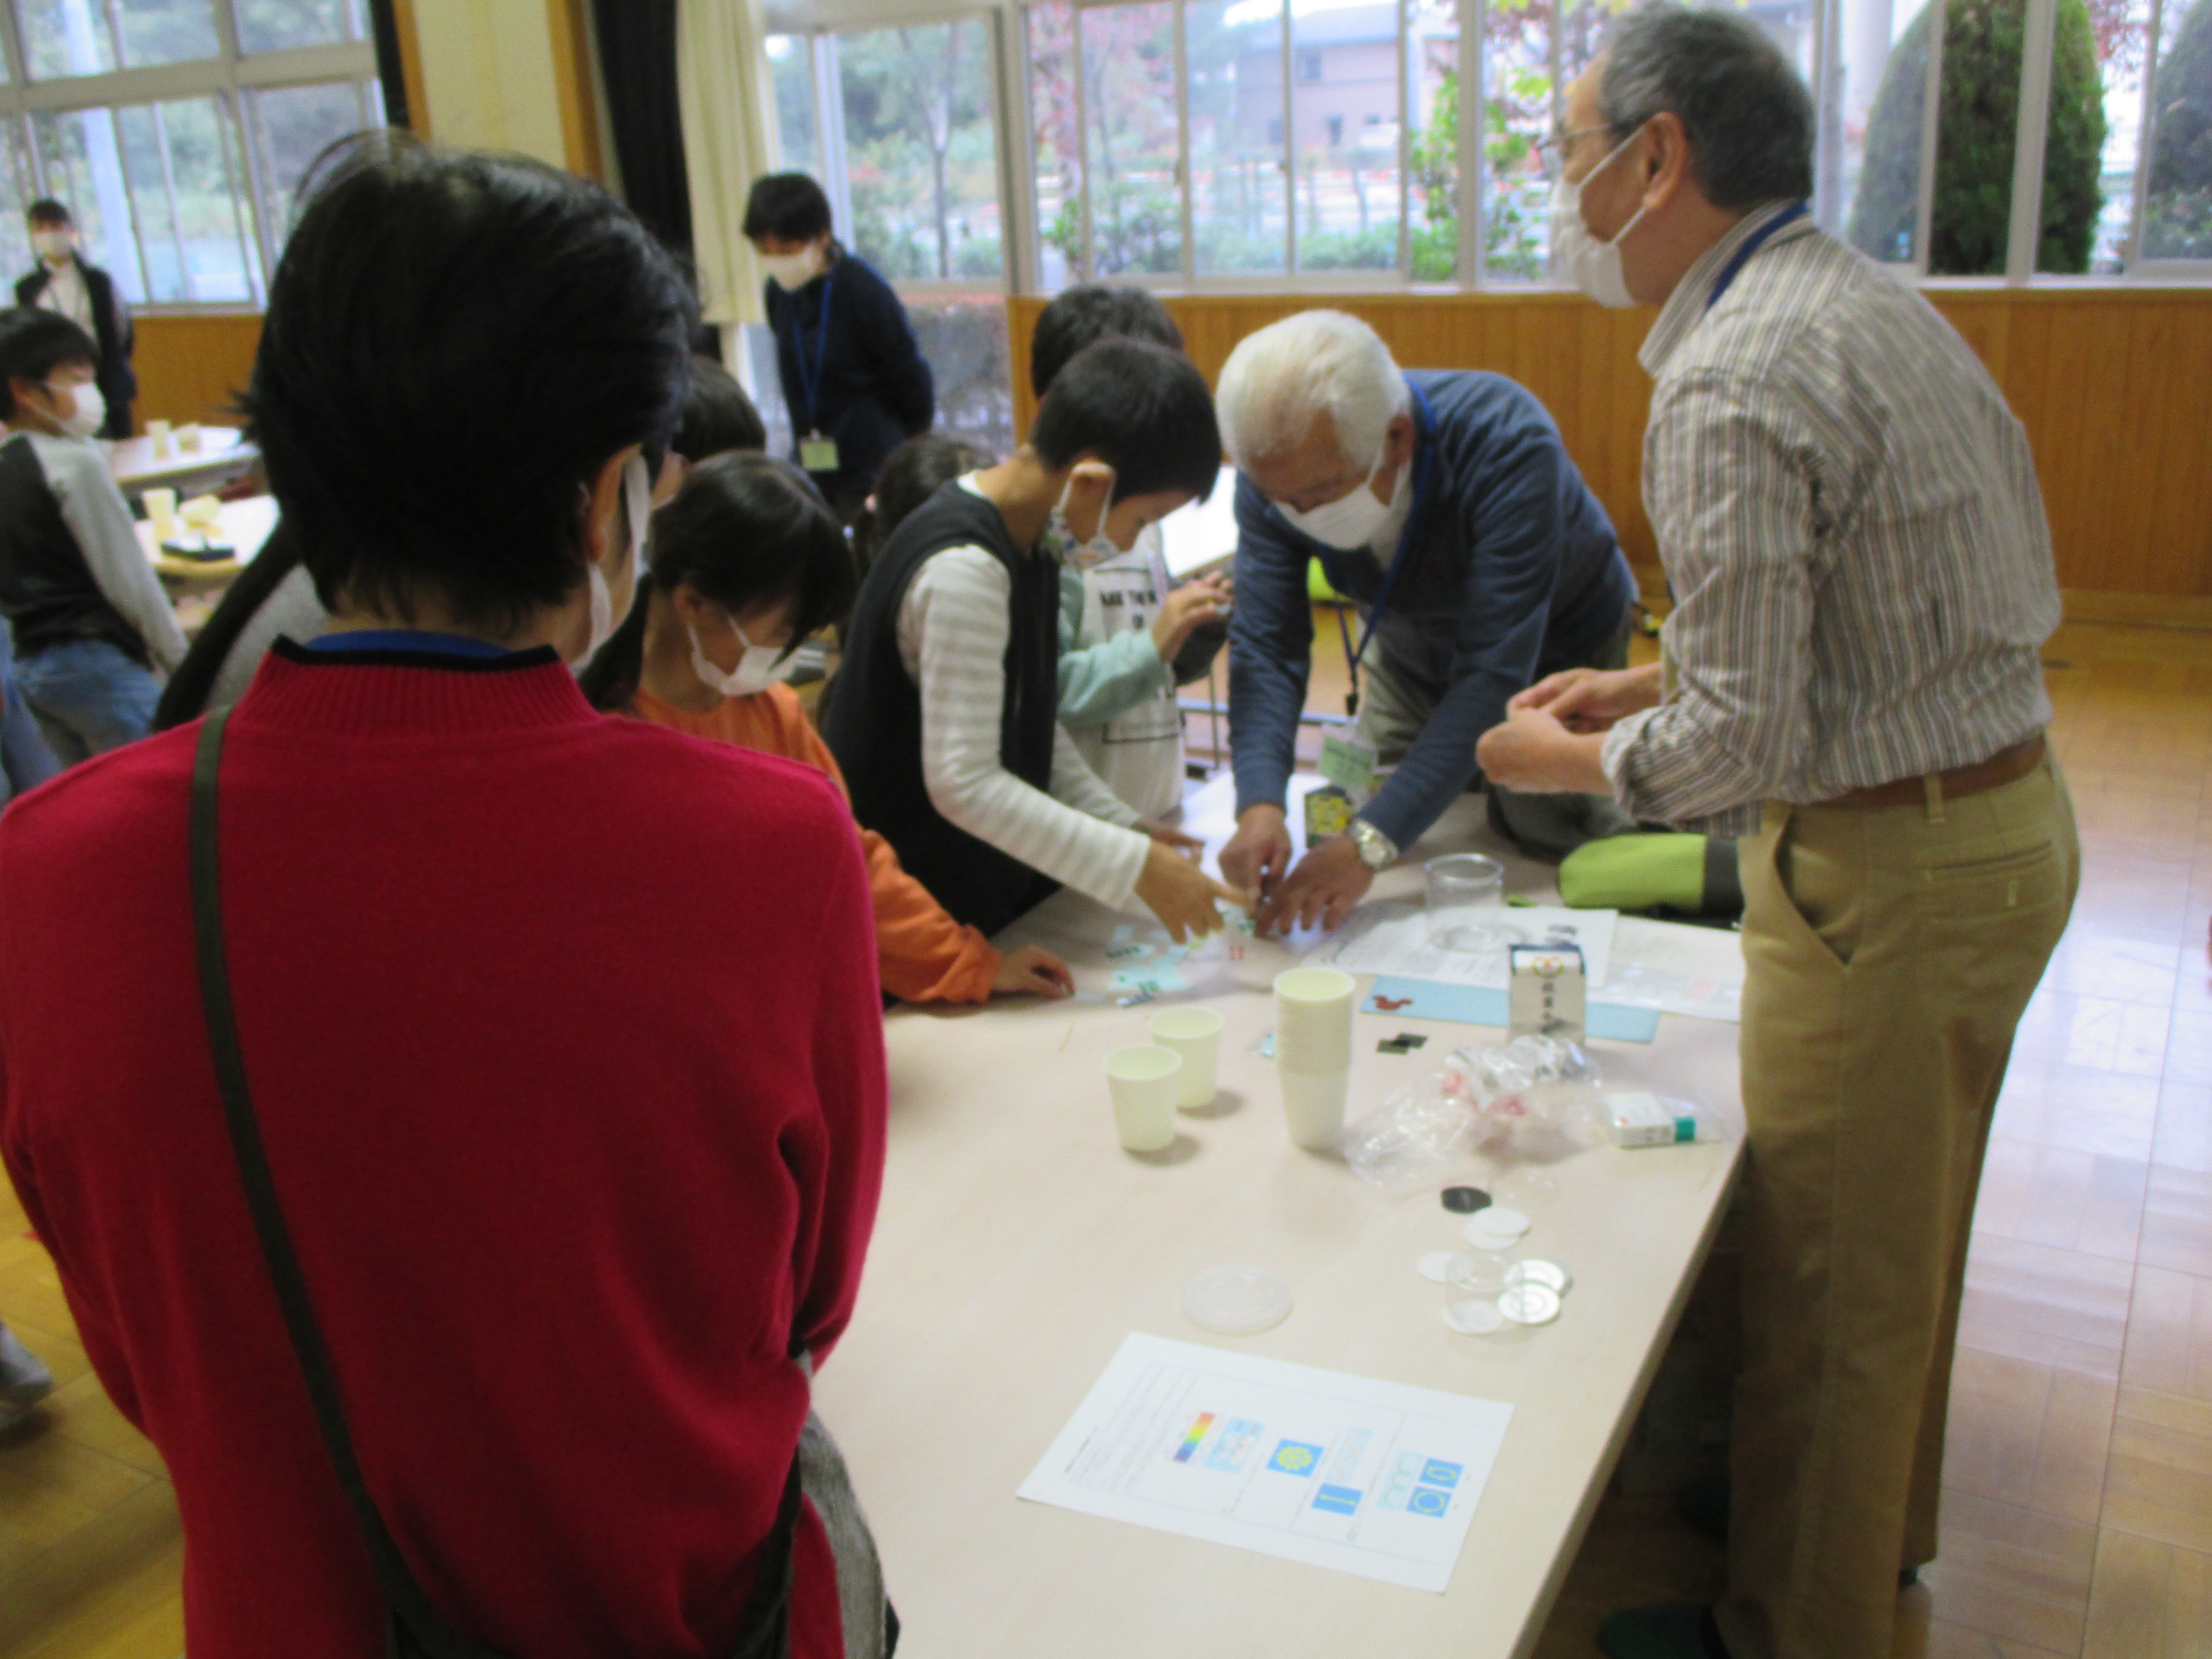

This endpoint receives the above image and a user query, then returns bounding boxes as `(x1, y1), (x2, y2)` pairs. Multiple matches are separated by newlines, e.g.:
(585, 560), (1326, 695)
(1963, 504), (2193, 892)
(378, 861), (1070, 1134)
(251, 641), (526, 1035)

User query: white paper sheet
(1311, 902), (1618, 989)
(1600, 917), (1745, 1023)
(1017, 1333), (1514, 1593)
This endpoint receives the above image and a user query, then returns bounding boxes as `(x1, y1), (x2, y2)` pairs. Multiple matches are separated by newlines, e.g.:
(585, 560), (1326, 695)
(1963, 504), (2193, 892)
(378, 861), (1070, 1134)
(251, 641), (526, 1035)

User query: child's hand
(1134, 842), (1253, 943)
(1151, 575), (1232, 662)
(992, 944), (1074, 999)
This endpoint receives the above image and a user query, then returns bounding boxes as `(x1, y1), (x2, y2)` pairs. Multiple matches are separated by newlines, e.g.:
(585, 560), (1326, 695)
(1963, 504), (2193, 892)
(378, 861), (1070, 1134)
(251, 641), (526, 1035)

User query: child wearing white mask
(0, 308), (184, 762)
(583, 450), (1076, 1005)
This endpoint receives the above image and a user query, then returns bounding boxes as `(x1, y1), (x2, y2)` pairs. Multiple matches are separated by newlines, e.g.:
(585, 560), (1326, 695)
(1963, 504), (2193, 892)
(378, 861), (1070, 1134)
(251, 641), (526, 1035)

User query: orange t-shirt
(632, 683), (1001, 1004)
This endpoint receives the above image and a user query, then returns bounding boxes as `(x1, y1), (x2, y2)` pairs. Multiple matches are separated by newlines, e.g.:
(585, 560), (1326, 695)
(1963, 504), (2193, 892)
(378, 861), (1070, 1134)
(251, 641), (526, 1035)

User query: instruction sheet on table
(1017, 1334), (1513, 1592)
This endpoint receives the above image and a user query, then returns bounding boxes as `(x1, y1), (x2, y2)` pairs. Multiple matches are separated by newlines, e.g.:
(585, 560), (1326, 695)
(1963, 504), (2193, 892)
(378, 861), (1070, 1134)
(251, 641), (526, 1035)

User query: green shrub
(1847, 0), (2106, 274)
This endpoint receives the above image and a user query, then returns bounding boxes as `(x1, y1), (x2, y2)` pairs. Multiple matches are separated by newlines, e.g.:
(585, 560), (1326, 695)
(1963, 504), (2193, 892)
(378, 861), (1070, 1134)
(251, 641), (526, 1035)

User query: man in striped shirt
(1476, 10), (2079, 1659)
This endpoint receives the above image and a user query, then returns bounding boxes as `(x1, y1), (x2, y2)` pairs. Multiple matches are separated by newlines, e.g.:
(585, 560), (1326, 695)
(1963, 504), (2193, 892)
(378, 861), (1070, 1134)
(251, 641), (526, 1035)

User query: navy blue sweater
(764, 251), (935, 502)
(1227, 370), (1635, 851)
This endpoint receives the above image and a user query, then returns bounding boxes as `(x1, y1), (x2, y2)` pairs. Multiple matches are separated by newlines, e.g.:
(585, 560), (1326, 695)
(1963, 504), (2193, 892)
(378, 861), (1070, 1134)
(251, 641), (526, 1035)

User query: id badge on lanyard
(793, 270), (839, 475)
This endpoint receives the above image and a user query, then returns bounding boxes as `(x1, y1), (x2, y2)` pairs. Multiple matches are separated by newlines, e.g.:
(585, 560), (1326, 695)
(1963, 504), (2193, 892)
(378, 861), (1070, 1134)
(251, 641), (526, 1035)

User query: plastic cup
(1425, 854), (1518, 952)
(146, 419), (173, 457)
(1279, 1064), (1349, 1151)
(1147, 1007), (1224, 1109)
(1106, 1046), (1182, 1153)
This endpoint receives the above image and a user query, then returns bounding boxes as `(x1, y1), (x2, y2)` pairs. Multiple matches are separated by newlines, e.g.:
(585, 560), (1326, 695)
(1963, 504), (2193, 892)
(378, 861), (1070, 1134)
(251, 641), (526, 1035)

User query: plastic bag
(1342, 1071), (1483, 1198)
(1441, 1035), (1608, 1157)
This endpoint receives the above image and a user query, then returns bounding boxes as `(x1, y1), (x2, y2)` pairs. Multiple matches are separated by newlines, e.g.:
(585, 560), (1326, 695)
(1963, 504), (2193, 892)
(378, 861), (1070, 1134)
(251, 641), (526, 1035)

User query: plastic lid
(1497, 1283), (1563, 1326)
(1443, 1297), (1504, 1336)
(1505, 1259), (1572, 1296)
(1417, 1250), (1458, 1284)
(1181, 1266), (1294, 1334)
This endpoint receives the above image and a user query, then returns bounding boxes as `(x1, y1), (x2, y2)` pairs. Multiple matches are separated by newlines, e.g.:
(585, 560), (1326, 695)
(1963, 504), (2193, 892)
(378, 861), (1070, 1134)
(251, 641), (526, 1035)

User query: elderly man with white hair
(1214, 309), (1639, 931)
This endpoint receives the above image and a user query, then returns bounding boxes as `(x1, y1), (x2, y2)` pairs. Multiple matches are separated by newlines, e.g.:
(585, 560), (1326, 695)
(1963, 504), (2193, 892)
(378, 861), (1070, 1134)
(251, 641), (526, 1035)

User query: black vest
(823, 482), (1061, 938)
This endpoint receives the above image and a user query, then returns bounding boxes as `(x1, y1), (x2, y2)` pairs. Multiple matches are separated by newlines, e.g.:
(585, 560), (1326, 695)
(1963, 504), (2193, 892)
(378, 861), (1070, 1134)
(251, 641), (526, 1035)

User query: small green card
(1318, 732), (1377, 795)
(800, 434), (840, 472)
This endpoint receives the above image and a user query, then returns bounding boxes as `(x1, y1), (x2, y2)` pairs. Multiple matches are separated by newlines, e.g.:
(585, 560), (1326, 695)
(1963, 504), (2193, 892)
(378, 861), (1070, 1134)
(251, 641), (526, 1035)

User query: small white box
(1508, 942), (1585, 1044)
(1609, 1091), (1696, 1148)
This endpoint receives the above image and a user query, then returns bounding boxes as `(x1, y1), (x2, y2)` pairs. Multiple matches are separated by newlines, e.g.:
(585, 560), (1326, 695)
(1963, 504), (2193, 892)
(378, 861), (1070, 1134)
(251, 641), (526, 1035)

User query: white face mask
(1549, 127), (1651, 310)
(572, 452), (650, 669)
(760, 243), (825, 292)
(689, 610), (798, 699)
(32, 229), (71, 263)
(1046, 467), (1123, 569)
(48, 380), (102, 440)
(1277, 458), (1393, 551)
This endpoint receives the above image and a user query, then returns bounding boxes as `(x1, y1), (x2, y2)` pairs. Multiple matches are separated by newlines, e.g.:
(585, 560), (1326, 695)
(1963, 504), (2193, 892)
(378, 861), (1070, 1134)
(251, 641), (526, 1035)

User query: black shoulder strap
(191, 709), (804, 1659)
(192, 709), (508, 1657)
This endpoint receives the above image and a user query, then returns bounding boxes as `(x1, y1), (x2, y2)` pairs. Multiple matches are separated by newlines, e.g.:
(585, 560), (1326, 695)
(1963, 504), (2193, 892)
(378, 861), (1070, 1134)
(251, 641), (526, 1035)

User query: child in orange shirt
(584, 450), (1072, 1004)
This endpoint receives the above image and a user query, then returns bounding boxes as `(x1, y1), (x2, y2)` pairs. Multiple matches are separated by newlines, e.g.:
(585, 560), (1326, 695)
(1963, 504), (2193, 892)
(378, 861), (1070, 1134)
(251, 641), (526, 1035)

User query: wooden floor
(5, 614), (2212, 1656)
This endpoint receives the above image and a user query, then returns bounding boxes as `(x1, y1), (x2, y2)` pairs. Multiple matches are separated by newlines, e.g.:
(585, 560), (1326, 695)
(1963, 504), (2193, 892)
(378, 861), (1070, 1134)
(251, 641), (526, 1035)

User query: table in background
(108, 425), (259, 499)
(813, 772), (1744, 1659)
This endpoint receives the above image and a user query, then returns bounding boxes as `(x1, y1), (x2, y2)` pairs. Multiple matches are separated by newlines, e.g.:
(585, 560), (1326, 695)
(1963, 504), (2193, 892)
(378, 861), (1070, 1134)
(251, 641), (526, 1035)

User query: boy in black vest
(825, 338), (1250, 942)
(17, 201), (135, 440)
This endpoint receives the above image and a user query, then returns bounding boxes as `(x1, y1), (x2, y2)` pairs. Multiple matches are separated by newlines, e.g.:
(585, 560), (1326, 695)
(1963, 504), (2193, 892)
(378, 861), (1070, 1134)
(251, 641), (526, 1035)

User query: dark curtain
(366, 0), (411, 131)
(590, 0), (695, 259)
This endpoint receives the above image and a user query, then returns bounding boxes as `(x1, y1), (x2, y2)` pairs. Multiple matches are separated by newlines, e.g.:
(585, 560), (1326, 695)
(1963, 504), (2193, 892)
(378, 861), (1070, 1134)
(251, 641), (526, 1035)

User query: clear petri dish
(1180, 1265), (1293, 1334)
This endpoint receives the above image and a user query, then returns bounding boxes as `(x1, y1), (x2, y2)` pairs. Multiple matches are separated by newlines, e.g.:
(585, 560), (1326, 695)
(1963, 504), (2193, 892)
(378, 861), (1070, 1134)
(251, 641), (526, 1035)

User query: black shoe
(1597, 1604), (1731, 1659)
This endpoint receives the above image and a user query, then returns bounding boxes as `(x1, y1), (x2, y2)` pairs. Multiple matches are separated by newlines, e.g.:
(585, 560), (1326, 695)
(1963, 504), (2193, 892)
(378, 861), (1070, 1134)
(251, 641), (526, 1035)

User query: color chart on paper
(1017, 1334), (1512, 1592)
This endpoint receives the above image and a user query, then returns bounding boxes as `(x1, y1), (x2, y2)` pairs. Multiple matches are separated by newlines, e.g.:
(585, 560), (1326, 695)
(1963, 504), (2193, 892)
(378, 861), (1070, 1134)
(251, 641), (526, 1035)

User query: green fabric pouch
(1557, 832), (1743, 921)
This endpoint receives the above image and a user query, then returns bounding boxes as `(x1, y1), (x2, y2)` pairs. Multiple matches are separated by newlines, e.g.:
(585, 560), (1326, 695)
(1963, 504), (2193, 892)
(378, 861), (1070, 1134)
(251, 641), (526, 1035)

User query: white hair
(1214, 310), (1411, 471)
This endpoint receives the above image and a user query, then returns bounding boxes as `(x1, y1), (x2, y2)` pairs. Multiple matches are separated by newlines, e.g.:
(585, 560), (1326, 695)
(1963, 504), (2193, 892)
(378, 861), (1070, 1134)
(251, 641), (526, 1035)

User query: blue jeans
(0, 644), (61, 806)
(16, 638), (160, 767)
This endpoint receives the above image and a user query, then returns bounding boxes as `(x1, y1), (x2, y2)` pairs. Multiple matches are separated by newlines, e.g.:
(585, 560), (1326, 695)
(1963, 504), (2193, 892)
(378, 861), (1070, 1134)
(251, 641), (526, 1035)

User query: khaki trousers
(1715, 753), (2079, 1659)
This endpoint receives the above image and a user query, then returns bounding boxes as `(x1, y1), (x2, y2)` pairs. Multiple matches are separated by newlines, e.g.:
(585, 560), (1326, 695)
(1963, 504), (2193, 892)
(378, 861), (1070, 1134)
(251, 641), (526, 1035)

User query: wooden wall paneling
(390, 0), (431, 138)
(545, 0), (605, 180)
(1010, 286), (2212, 598)
(130, 313), (264, 431)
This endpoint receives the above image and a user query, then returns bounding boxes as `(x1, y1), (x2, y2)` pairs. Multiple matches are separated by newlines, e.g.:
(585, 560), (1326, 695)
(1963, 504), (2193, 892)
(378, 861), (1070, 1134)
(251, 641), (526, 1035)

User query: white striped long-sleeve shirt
(896, 541), (1151, 912)
(1599, 202), (2058, 835)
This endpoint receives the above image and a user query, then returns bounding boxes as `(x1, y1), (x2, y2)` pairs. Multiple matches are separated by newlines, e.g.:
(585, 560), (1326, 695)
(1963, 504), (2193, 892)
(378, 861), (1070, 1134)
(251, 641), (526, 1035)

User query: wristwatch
(1347, 816), (1397, 871)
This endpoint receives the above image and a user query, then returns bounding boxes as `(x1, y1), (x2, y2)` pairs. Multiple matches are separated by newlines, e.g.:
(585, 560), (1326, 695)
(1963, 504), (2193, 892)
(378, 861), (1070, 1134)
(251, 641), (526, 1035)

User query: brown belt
(1817, 733), (2047, 811)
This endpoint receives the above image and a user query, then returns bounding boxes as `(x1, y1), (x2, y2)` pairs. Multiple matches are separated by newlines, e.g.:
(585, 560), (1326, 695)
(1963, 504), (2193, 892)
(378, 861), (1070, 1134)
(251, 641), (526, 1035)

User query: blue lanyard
(1331, 386), (1435, 717)
(1706, 201), (1808, 312)
(790, 268), (836, 430)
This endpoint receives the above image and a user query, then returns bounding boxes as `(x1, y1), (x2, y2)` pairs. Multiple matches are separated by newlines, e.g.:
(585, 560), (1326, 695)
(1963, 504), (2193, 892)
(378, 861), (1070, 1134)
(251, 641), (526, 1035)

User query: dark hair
(852, 433), (996, 573)
(25, 199), (70, 226)
(675, 354), (766, 461)
(1030, 285), (1183, 398)
(1599, 5), (1814, 208)
(1030, 338), (1220, 504)
(0, 307), (97, 416)
(243, 133), (696, 634)
(152, 523), (307, 731)
(579, 452), (857, 712)
(742, 174), (833, 244)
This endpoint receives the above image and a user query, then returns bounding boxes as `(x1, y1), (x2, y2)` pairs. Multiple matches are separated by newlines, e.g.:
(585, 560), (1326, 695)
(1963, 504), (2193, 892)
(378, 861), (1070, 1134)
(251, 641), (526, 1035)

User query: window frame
(0, 0), (380, 312)
(767, 0), (2212, 295)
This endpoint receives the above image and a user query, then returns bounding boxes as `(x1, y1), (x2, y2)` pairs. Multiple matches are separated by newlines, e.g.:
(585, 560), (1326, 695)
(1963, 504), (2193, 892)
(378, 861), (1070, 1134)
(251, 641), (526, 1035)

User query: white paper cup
(1279, 1064), (1349, 1151)
(1274, 966), (1355, 1076)
(177, 422), (203, 453)
(1106, 1046), (1182, 1152)
(1146, 1007), (1224, 1109)
(146, 419), (173, 457)
(143, 486), (179, 540)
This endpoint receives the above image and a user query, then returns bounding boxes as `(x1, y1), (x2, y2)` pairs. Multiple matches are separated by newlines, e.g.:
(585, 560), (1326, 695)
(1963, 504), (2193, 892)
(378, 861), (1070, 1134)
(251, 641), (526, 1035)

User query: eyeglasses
(1530, 123), (1614, 178)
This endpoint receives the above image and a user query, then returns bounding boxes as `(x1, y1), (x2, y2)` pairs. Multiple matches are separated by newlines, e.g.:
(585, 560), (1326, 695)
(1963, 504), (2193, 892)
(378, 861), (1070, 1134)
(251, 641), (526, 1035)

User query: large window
(0, 0), (381, 307)
(764, 20), (1016, 457)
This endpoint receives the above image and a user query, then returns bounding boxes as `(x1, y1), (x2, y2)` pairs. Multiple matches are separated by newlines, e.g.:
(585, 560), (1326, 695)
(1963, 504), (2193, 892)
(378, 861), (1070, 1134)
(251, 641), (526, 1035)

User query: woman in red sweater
(584, 450), (1073, 1005)
(0, 140), (890, 1657)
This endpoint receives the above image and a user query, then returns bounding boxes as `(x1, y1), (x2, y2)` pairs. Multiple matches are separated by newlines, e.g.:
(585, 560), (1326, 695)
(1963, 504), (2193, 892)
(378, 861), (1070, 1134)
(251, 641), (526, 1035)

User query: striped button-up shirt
(1599, 201), (2058, 834)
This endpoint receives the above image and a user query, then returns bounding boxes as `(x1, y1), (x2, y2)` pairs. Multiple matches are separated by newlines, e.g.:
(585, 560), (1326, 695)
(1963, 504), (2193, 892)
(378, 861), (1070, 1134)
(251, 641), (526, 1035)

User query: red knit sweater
(0, 642), (888, 1657)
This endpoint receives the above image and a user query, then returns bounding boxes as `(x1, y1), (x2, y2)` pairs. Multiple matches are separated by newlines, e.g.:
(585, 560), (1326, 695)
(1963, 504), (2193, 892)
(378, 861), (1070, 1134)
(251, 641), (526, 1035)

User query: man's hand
(1151, 574), (1232, 662)
(1134, 840), (1255, 943)
(992, 944), (1075, 999)
(1476, 707), (1613, 794)
(1257, 835), (1374, 937)
(1508, 663), (1662, 732)
(1218, 803), (1293, 900)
